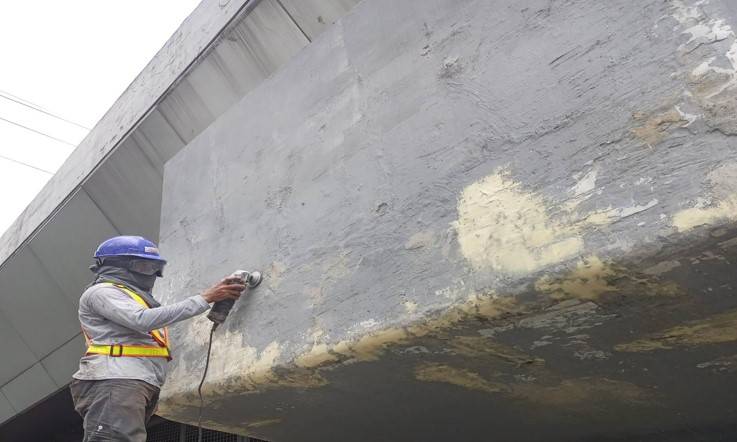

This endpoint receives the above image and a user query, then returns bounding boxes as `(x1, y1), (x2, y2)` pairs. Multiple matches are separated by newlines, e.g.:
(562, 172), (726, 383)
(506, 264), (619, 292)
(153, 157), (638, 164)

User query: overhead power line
(0, 115), (77, 147)
(0, 89), (90, 130)
(0, 152), (53, 175)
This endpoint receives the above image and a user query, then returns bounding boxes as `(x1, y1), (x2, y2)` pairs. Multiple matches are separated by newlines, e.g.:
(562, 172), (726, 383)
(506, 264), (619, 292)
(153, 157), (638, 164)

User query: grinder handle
(206, 270), (261, 325)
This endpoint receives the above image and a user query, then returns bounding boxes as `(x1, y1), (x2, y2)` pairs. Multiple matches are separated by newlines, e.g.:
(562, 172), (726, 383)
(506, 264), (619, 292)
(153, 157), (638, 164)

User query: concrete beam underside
(156, 0), (737, 441)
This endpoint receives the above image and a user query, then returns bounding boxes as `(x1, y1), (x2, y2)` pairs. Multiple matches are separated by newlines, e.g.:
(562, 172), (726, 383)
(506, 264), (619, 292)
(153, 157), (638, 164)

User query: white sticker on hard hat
(144, 247), (159, 254)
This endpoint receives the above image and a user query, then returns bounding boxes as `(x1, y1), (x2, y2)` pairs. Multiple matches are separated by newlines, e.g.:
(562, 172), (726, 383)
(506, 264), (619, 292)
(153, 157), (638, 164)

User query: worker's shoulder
(80, 283), (129, 303)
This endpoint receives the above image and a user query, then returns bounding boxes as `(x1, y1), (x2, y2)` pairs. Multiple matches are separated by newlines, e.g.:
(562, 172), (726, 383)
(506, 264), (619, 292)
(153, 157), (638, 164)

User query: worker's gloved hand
(200, 277), (246, 303)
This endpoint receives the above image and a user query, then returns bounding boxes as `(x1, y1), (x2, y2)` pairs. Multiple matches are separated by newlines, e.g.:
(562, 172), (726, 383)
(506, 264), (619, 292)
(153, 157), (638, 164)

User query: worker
(69, 235), (245, 442)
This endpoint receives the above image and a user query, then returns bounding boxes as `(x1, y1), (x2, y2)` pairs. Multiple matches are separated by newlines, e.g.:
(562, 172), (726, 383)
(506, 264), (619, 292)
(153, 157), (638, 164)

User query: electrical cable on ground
(0, 89), (90, 130)
(197, 323), (218, 442)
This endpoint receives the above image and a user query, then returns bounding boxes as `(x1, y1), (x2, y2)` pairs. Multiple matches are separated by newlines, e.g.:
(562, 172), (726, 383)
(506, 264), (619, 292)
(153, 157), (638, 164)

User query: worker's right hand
(201, 277), (246, 303)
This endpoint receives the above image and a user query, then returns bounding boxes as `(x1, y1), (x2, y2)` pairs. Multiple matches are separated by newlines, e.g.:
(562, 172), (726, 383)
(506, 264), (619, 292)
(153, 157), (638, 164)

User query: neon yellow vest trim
(83, 282), (171, 360)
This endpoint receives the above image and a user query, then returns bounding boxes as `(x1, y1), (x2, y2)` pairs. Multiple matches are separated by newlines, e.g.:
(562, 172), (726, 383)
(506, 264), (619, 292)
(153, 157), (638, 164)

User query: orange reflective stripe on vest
(83, 282), (172, 360)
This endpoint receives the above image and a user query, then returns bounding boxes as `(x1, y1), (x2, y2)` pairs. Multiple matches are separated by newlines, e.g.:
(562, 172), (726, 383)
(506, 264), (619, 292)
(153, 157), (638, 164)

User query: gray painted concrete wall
(157, 0), (737, 440)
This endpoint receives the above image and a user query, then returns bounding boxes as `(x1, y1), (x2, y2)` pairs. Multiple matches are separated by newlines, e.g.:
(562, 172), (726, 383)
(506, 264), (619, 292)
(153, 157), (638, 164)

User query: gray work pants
(70, 379), (160, 442)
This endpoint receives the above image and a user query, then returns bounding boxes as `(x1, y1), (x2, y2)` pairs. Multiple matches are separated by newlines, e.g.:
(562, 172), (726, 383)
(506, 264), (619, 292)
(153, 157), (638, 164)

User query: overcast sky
(0, 0), (200, 235)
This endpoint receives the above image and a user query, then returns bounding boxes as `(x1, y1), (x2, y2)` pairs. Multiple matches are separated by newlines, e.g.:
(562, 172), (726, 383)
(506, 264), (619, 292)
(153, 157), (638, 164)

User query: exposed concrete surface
(157, 0), (737, 440)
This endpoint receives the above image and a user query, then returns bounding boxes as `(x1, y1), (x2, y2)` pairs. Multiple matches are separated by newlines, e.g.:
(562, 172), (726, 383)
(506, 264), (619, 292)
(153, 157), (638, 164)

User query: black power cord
(197, 323), (218, 442)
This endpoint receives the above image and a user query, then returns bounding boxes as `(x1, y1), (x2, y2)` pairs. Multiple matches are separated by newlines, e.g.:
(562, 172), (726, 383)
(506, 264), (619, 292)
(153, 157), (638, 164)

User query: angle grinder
(206, 270), (262, 328)
(198, 269), (263, 441)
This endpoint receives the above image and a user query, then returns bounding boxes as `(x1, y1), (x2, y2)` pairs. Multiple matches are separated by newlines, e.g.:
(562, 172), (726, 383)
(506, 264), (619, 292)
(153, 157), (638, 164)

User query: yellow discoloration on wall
(414, 363), (651, 407)
(335, 328), (410, 362)
(631, 109), (687, 146)
(266, 261), (286, 290)
(454, 170), (586, 275)
(512, 377), (650, 407)
(615, 309), (737, 352)
(535, 256), (682, 302)
(673, 197), (737, 232)
(415, 363), (504, 394)
(453, 170), (632, 276)
(295, 343), (339, 368)
(403, 300), (418, 314)
(673, 163), (737, 232)
(535, 256), (616, 301)
(292, 292), (520, 370)
(449, 336), (544, 366)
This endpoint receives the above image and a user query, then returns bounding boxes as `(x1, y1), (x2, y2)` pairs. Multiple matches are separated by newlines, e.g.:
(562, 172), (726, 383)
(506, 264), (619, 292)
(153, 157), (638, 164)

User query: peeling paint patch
(696, 354), (737, 373)
(643, 260), (681, 276)
(266, 261), (286, 290)
(571, 169), (598, 196)
(405, 231), (434, 250)
(615, 309), (737, 352)
(673, 163), (737, 232)
(535, 256), (616, 301)
(518, 300), (602, 332)
(673, 197), (737, 232)
(334, 328), (410, 362)
(454, 170), (662, 275)
(415, 363), (503, 393)
(535, 256), (682, 303)
(295, 343), (339, 368)
(454, 170), (584, 275)
(449, 336), (544, 366)
(673, 1), (737, 135)
(631, 109), (688, 146)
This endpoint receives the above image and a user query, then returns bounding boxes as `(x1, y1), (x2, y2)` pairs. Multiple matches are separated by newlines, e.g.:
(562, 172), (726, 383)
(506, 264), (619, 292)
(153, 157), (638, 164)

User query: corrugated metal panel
(1, 364), (57, 413)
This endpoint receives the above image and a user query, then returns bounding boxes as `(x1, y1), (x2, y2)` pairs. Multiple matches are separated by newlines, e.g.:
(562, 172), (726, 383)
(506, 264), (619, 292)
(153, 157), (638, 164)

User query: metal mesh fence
(146, 417), (267, 442)
(146, 418), (182, 441)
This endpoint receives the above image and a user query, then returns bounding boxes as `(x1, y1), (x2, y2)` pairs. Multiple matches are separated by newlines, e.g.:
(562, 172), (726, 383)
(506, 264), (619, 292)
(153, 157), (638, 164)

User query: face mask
(130, 271), (157, 292)
(91, 259), (158, 293)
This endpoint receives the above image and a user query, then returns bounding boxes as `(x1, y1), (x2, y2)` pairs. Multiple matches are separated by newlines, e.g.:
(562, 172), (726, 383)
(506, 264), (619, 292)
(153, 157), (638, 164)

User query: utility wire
(0, 152), (53, 175)
(0, 89), (90, 130)
(0, 115), (77, 147)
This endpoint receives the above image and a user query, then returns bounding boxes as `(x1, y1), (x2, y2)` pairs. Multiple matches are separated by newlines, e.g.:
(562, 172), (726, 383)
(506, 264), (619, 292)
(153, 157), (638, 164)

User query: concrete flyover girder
(156, 0), (737, 440)
(0, 0), (360, 428)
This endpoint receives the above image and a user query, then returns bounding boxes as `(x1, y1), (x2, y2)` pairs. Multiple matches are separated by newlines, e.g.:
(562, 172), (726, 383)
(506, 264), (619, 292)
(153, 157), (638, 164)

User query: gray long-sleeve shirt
(73, 283), (210, 387)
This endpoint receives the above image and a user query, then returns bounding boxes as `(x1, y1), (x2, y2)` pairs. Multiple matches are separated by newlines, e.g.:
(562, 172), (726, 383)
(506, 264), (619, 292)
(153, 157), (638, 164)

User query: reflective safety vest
(83, 282), (172, 360)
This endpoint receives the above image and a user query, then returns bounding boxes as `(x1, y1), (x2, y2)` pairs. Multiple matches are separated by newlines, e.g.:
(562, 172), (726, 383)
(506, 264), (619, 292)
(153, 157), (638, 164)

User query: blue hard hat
(94, 236), (167, 263)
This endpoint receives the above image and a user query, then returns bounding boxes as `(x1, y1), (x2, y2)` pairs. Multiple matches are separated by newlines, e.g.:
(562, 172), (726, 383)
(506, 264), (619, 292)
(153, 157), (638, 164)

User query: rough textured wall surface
(157, 0), (737, 440)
